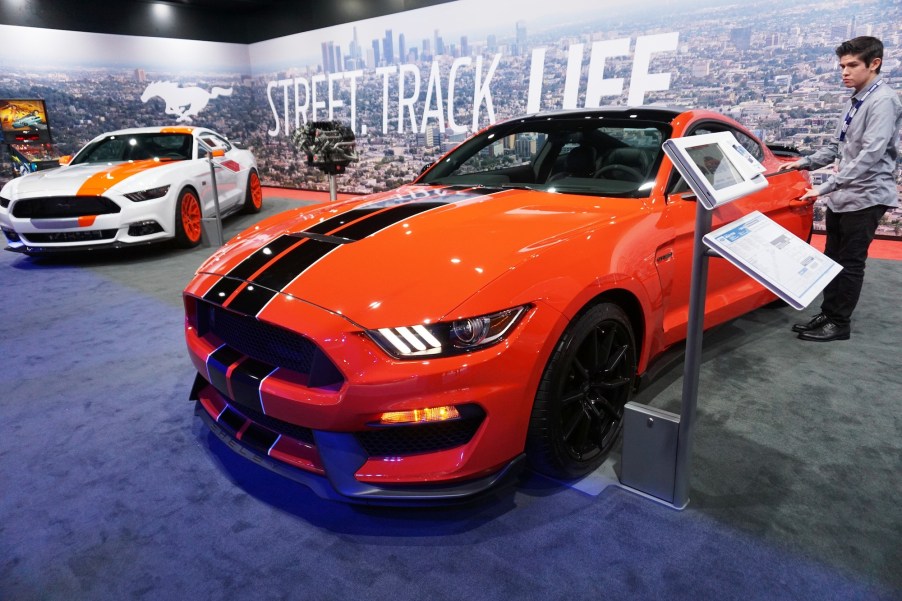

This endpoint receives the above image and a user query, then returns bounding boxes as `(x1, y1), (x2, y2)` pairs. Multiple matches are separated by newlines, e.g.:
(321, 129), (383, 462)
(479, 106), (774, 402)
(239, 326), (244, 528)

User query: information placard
(703, 211), (842, 310)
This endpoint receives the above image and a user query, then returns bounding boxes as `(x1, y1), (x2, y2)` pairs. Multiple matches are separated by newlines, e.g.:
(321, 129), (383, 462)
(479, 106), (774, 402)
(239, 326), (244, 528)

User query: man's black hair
(836, 36), (884, 73)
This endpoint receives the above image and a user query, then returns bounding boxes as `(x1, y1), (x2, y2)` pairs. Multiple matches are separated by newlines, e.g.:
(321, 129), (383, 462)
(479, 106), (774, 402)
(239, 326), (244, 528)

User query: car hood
(199, 184), (645, 327)
(1, 160), (182, 198)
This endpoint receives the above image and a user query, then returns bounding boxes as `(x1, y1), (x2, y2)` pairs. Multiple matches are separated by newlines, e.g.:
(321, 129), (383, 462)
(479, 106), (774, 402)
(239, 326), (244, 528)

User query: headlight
(124, 185), (170, 202)
(0, 195), (10, 209)
(368, 305), (529, 359)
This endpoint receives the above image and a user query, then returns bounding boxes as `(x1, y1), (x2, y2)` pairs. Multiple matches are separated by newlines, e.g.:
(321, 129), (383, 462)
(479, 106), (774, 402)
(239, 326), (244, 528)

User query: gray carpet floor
(1, 197), (900, 600)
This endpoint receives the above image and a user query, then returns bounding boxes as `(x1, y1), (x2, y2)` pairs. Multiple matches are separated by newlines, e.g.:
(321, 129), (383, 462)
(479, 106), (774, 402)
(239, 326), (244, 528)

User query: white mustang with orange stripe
(0, 126), (261, 254)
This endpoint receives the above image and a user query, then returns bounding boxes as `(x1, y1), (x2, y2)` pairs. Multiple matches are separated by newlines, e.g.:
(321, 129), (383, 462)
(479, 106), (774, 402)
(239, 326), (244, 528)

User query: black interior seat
(596, 147), (651, 182)
(547, 145), (597, 182)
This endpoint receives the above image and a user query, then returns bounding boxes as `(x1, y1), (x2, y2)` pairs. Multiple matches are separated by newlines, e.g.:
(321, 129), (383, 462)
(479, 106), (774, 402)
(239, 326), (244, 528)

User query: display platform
(0, 193), (900, 599)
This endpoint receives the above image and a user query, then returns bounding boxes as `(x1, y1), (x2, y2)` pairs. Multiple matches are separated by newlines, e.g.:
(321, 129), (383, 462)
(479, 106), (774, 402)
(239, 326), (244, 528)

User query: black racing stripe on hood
(300, 185), (486, 239)
(304, 207), (382, 235)
(227, 235), (301, 281)
(249, 238), (339, 293)
(203, 277), (244, 306)
(220, 189), (456, 286)
(225, 282), (280, 317)
(359, 185), (487, 209)
(239, 201), (456, 301)
(208, 186), (494, 318)
(332, 201), (446, 240)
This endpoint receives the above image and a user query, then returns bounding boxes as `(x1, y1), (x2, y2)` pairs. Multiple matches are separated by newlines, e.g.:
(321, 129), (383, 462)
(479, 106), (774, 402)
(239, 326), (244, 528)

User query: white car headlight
(367, 305), (530, 359)
(124, 185), (170, 202)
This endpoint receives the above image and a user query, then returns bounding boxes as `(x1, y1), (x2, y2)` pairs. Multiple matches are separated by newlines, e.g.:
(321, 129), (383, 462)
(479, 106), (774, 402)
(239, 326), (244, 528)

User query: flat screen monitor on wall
(0, 98), (53, 144)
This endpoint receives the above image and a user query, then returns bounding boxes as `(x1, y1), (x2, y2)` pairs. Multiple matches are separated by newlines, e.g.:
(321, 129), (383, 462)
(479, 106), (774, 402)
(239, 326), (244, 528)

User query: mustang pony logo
(140, 81), (233, 123)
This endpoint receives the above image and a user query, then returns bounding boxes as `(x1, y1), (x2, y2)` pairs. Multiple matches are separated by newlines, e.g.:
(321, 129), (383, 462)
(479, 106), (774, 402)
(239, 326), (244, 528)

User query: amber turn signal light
(378, 406), (461, 425)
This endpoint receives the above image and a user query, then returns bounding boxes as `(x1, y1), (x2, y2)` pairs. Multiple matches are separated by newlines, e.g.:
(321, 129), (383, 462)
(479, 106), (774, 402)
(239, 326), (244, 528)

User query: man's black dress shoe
(797, 320), (850, 342)
(791, 313), (829, 333)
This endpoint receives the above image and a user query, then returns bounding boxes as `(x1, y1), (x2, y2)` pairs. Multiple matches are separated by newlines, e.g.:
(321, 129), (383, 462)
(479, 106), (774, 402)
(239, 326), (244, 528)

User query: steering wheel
(595, 164), (645, 182)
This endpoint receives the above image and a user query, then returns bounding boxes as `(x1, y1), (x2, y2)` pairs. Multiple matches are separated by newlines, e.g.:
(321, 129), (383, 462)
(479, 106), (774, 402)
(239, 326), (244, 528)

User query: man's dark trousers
(821, 204), (887, 326)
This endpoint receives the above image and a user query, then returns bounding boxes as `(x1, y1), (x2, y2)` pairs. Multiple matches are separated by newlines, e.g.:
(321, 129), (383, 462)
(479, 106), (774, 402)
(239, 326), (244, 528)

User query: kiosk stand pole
(672, 203), (713, 508)
(620, 132), (773, 509)
(328, 174), (337, 201)
(620, 203), (712, 509)
(618, 201), (713, 510)
(203, 148), (224, 247)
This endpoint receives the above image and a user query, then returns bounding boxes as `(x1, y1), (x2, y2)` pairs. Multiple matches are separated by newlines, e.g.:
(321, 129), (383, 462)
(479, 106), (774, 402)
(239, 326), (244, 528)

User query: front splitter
(195, 400), (526, 506)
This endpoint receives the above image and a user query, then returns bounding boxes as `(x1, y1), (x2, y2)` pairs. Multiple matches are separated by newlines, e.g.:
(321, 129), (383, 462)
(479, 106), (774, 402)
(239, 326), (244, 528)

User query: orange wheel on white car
(175, 188), (203, 248)
(243, 169), (263, 214)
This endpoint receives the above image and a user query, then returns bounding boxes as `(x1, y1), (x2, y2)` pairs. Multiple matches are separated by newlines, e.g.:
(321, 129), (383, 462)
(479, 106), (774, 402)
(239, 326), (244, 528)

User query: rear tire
(242, 169), (263, 214)
(174, 188), (203, 248)
(526, 303), (636, 479)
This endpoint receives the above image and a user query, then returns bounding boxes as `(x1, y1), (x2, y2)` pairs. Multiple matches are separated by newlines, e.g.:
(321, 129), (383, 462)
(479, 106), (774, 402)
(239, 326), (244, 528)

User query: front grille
(356, 407), (485, 457)
(196, 299), (344, 389)
(12, 196), (121, 218)
(23, 229), (117, 243)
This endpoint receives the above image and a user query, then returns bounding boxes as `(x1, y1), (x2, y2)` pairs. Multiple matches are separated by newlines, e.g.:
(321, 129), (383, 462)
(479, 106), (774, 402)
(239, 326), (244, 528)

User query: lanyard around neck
(839, 79), (883, 141)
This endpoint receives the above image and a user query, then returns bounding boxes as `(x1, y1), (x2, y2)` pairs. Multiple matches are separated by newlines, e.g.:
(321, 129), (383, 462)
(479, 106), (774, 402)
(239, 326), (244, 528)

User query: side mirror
(58, 155), (72, 165)
(667, 190), (696, 203)
(211, 148), (225, 158)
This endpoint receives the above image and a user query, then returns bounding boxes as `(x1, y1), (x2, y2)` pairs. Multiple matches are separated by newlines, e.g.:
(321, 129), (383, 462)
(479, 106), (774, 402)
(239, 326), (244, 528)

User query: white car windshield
(71, 133), (193, 164)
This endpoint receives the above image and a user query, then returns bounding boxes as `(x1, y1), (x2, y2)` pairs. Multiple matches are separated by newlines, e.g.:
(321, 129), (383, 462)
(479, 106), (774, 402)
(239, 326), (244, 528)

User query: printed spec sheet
(703, 211), (842, 310)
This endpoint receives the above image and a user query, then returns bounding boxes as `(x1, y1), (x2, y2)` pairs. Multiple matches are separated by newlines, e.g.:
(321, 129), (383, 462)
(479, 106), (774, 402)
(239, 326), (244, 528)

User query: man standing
(781, 36), (902, 342)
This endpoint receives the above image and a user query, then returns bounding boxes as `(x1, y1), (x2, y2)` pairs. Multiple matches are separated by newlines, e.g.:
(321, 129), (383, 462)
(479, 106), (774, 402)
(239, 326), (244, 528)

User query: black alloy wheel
(526, 302), (636, 479)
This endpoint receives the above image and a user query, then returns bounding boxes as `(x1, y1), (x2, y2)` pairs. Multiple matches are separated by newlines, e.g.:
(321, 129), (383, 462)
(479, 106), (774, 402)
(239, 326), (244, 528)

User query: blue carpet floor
(1, 198), (900, 600)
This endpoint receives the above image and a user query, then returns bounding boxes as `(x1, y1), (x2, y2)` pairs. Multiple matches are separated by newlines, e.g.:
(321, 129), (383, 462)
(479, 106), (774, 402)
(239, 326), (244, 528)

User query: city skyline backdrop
(0, 0), (900, 236)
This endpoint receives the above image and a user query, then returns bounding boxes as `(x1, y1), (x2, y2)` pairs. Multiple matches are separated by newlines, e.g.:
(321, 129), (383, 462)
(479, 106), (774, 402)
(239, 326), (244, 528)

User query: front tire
(242, 169), (263, 214)
(174, 187), (203, 248)
(526, 302), (636, 479)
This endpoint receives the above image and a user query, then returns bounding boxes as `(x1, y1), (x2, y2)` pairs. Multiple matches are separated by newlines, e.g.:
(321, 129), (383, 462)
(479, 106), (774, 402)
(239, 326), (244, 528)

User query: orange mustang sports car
(184, 107), (811, 503)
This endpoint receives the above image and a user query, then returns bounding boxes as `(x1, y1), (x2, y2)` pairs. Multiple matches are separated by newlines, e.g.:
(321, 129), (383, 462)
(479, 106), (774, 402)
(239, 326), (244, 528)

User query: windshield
(419, 118), (669, 197)
(71, 133), (193, 165)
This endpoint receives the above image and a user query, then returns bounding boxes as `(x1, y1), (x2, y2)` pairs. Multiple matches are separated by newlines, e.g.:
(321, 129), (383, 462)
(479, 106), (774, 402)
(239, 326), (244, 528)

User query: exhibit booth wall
(0, 0), (900, 237)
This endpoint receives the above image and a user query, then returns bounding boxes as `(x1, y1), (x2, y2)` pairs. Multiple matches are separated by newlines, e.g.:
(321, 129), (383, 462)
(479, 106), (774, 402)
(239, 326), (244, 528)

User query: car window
(455, 133), (549, 179)
(72, 133), (193, 164)
(421, 120), (668, 198)
(687, 124), (763, 160)
(78, 138), (127, 163)
(200, 133), (232, 153)
(732, 130), (764, 161)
